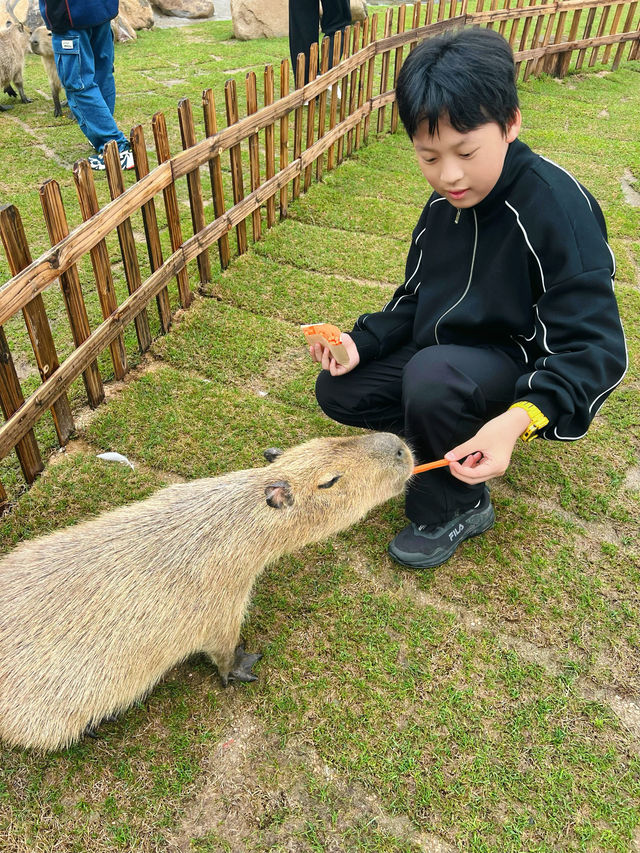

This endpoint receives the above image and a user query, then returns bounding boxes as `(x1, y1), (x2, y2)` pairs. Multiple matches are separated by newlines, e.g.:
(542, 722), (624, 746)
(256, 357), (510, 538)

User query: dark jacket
(39, 0), (118, 33)
(349, 138), (627, 441)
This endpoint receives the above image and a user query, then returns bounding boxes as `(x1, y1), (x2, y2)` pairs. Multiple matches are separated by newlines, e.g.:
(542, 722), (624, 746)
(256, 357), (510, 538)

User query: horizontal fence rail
(0, 0), (638, 502)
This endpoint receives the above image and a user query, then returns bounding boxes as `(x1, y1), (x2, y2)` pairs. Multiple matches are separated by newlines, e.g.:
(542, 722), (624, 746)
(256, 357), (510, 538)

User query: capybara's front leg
(208, 639), (262, 687)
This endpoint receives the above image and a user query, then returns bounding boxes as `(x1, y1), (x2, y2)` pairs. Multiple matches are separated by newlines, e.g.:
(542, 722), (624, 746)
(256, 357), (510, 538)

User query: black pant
(316, 343), (526, 524)
(289, 0), (352, 84)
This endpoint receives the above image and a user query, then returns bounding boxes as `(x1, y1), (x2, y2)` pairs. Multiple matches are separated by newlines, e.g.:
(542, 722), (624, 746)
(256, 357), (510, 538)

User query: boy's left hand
(444, 408), (532, 484)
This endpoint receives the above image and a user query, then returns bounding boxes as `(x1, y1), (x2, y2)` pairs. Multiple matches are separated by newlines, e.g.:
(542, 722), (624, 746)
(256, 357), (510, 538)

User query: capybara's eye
(318, 474), (342, 489)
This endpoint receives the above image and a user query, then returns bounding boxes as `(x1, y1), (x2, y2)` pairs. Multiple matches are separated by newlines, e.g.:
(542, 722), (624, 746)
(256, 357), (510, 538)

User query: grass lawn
(0, 16), (639, 853)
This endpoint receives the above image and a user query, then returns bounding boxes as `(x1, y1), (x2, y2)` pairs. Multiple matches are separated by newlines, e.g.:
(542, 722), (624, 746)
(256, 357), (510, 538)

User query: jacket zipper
(434, 209), (478, 344)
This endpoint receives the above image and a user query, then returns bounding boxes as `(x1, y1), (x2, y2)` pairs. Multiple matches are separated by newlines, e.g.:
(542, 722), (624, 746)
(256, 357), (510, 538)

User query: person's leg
(389, 344), (525, 568)
(289, 0), (321, 84)
(315, 341), (419, 433)
(90, 21), (117, 117)
(52, 27), (128, 153)
(320, 0), (352, 69)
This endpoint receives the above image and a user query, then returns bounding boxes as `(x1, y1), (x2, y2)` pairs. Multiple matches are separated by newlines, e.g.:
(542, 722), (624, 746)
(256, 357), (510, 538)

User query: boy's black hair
(395, 27), (519, 138)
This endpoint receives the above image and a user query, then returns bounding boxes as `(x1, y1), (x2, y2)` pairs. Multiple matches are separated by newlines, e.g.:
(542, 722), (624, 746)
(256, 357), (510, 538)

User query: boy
(308, 27), (627, 569)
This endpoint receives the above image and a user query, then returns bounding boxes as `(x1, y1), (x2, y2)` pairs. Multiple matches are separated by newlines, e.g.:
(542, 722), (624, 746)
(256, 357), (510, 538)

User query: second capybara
(0, 432), (413, 752)
(29, 26), (64, 117)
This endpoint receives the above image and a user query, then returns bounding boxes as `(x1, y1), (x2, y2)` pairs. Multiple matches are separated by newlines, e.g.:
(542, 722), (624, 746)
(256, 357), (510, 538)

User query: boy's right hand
(309, 332), (360, 376)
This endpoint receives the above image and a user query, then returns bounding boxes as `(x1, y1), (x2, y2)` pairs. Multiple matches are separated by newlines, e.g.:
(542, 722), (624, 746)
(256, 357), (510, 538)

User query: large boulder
(350, 0), (367, 23)
(120, 0), (154, 30)
(151, 0), (214, 18)
(231, 0), (287, 40)
(114, 0), (154, 41)
(1, 0), (41, 30)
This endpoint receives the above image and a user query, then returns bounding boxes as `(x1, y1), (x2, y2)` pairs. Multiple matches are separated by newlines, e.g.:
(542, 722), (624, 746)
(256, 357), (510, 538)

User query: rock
(112, 13), (137, 41)
(151, 0), (215, 18)
(114, 0), (155, 41)
(230, 0), (287, 40)
(350, 0), (367, 23)
(1, 0), (42, 30)
(120, 0), (154, 29)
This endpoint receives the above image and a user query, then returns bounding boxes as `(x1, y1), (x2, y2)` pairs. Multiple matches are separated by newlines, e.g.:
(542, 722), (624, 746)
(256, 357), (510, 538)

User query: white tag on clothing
(61, 39), (74, 49)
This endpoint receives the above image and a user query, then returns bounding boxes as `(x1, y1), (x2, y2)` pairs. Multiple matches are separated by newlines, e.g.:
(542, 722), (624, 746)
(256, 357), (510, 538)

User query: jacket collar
(472, 138), (535, 216)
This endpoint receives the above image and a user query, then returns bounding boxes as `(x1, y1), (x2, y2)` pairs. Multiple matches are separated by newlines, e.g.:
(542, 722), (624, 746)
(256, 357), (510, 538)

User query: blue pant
(52, 22), (128, 153)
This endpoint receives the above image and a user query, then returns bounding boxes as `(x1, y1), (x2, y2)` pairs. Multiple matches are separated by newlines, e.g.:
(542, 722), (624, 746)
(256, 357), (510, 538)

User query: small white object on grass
(96, 452), (135, 471)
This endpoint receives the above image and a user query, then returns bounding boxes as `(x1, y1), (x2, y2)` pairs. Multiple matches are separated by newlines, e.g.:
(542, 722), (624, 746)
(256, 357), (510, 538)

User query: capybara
(0, 20), (31, 112)
(0, 432), (413, 751)
(29, 26), (63, 117)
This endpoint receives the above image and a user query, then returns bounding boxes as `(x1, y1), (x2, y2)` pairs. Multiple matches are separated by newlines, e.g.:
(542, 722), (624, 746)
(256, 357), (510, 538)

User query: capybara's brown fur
(0, 432), (413, 752)
(0, 21), (31, 110)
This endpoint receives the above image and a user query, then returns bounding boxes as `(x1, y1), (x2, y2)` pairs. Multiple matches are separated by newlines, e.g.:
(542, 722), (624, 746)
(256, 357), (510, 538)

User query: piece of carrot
(412, 458), (450, 474)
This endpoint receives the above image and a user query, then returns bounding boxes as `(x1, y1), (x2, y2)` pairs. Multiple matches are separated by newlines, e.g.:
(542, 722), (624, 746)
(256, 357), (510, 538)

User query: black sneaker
(388, 488), (495, 569)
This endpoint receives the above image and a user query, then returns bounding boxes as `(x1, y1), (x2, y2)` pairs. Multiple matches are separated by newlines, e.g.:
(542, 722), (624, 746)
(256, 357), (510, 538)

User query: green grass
(0, 16), (639, 853)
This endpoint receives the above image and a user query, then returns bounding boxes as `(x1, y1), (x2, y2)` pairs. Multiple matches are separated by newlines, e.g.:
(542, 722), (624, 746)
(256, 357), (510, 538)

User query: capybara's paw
(220, 641), (262, 686)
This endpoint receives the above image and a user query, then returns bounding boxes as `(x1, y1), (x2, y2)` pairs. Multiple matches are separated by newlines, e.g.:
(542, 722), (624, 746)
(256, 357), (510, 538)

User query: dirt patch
(621, 169), (640, 207)
(625, 466), (640, 492)
(166, 711), (456, 852)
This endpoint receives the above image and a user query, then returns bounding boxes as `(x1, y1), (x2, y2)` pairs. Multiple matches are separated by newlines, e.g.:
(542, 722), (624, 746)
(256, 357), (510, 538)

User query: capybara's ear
(264, 447), (284, 463)
(265, 480), (294, 508)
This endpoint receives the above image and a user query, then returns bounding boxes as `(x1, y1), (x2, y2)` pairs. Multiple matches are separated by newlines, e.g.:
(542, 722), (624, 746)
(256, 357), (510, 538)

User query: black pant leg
(289, 0), (320, 84)
(402, 345), (525, 524)
(315, 341), (418, 432)
(320, 0), (352, 68)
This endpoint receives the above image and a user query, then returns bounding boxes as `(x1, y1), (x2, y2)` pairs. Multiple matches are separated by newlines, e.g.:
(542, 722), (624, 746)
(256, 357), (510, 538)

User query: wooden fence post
(202, 88), (231, 269)
(337, 25), (352, 165)
(411, 1), (422, 46)
(225, 79), (249, 255)
(589, 3), (612, 66)
(103, 140), (153, 353)
(346, 22), (361, 156)
(38, 180), (105, 409)
(364, 13), (378, 143)
(264, 64), (277, 230)
(575, 6), (598, 70)
(72, 160), (128, 379)
(377, 8), (394, 134)
(612, 2), (638, 69)
(390, 6), (406, 134)
(178, 97), (212, 285)
(279, 59), (290, 219)
(152, 111), (193, 308)
(0, 325), (43, 488)
(245, 72), (263, 243)
(327, 33), (342, 170)
(293, 53), (305, 200)
(0, 204), (74, 447)
(355, 16), (370, 151)
(130, 125), (172, 334)
(315, 38), (331, 183)
(304, 41), (319, 191)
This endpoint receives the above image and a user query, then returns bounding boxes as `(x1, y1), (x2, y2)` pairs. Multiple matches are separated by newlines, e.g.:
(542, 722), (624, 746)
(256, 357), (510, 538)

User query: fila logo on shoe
(449, 523), (464, 542)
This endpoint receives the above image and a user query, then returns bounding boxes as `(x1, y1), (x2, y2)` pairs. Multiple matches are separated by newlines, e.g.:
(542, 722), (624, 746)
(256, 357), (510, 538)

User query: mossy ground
(0, 17), (639, 853)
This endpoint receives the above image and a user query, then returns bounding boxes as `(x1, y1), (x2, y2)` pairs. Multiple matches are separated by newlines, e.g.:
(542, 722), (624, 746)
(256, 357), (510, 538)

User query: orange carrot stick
(412, 458), (450, 474)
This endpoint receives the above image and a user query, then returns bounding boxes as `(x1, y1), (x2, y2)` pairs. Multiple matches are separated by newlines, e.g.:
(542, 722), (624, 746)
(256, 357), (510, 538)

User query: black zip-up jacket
(39, 0), (118, 33)
(349, 138), (627, 440)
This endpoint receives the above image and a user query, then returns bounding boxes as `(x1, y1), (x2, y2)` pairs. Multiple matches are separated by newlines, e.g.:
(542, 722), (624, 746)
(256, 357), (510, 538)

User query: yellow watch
(509, 401), (549, 442)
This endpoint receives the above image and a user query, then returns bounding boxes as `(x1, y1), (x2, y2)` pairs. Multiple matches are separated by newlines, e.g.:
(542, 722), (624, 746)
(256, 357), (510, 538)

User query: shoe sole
(388, 505), (495, 569)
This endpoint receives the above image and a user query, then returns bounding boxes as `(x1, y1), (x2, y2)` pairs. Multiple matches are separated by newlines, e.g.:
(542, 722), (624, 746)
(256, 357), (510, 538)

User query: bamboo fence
(0, 0), (638, 502)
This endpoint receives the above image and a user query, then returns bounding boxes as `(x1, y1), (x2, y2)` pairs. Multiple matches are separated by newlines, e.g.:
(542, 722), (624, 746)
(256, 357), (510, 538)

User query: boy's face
(412, 110), (522, 209)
